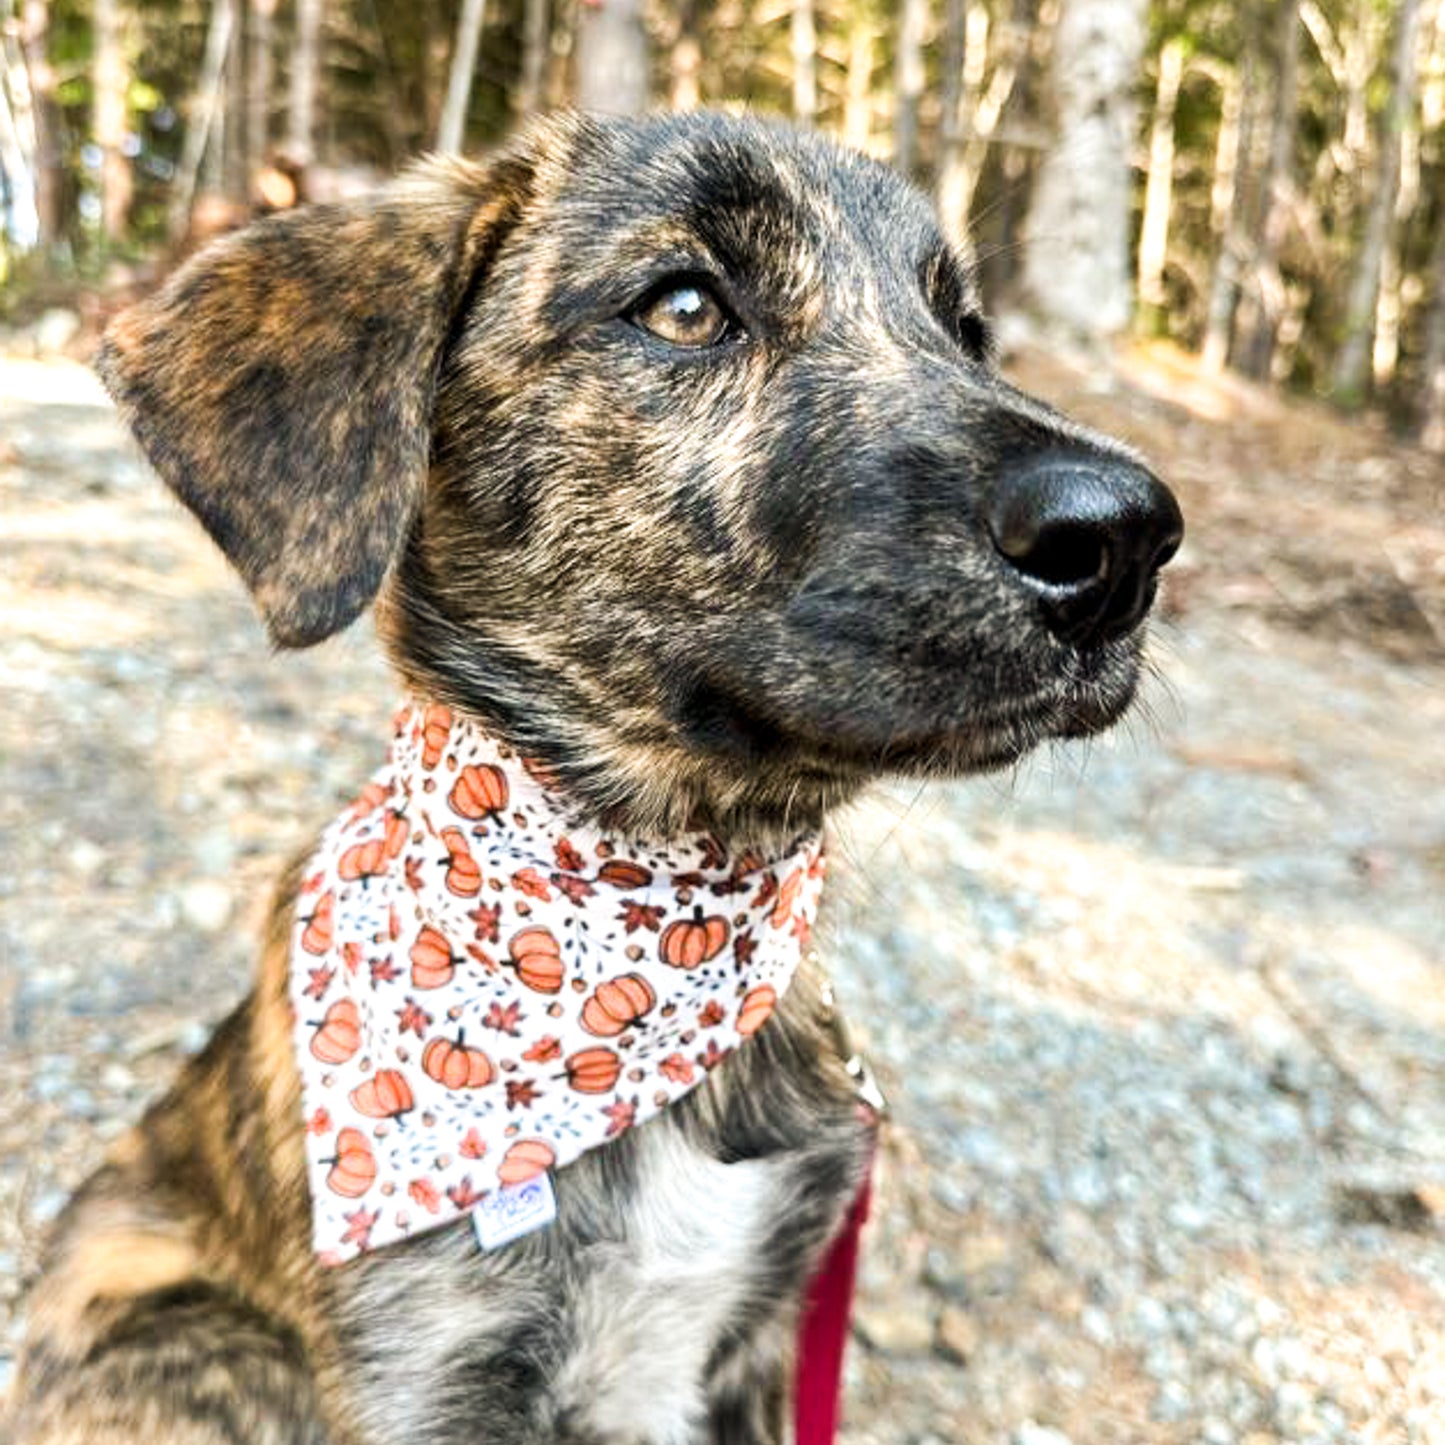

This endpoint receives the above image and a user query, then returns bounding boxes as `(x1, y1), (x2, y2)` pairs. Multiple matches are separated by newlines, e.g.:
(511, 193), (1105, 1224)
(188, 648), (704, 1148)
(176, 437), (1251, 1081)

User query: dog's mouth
(671, 630), (1145, 787)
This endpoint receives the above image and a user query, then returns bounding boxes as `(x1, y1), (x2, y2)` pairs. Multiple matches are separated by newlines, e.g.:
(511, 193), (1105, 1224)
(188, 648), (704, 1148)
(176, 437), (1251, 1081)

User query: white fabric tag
(472, 1172), (558, 1251)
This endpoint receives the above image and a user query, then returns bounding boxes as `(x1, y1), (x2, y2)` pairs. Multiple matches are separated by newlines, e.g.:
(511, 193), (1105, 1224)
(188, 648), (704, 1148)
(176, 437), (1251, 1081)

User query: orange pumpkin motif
(383, 809), (409, 859)
(300, 890), (335, 955)
(310, 997), (361, 1064)
(410, 926), (458, 989)
(659, 909), (729, 968)
(327, 1127), (377, 1198)
(348, 1068), (414, 1119)
(421, 1032), (495, 1090)
(497, 1137), (556, 1185)
(439, 827), (481, 897)
(420, 704), (453, 768)
(449, 763), (509, 820)
(507, 926), (564, 994)
(771, 867), (804, 927)
(564, 1047), (622, 1095)
(338, 837), (388, 881)
(580, 973), (656, 1037)
(597, 859), (654, 891)
(736, 984), (778, 1038)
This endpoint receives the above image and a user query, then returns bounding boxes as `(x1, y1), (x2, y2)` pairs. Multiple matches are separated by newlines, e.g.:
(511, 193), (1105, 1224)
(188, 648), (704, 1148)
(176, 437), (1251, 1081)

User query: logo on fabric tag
(472, 1173), (557, 1251)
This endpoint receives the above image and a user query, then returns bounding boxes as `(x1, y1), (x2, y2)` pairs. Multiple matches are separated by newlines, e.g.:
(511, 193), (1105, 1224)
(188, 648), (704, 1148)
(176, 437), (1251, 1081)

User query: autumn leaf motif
(506, 1078), (541, 1110)
(483, 1000), (524, 1036)
(370, 957), (401, 986)
(553, 836), (585, 874)
(511, 867), (552, 901)
(341, 941), (365, 973)
(733, 932), (757, 968)
(618, 901), (664, 934)
(699, 835), (728, 871)
(522, 1035), (561, 1063)
(307, 1107), (332, 1136)
(603, 1097), (636, 1137)
(447, 1177), (483, 1211)
(550, 872), (595, 906)
(404, 856), (425, 892)
(752, 872), (778, 909)
(468, 901), (501, 943)
(697, 1038), (729, 1072)
(341, 1207), (379, 1249)
(408, 1179), (442, 1214)
(395, 997), (433, 1038)
(659, 1052), (695, 1085)
(460, 1127), (487, 1160)
(304, 965), (335, 1001)
(697, 1000), (726, 1029)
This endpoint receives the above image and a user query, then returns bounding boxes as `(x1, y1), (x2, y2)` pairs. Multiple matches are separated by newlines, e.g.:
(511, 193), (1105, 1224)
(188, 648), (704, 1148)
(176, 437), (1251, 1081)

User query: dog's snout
(988, 454), (1184, 646)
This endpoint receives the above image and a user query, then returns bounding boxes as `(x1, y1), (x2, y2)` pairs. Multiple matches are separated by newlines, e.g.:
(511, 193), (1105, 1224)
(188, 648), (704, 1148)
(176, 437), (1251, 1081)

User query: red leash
(793, 1158), (874, 1444)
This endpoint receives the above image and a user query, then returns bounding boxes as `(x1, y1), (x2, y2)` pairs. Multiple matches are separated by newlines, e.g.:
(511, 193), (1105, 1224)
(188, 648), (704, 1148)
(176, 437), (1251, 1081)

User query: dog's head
(101, 112), (1181, 838)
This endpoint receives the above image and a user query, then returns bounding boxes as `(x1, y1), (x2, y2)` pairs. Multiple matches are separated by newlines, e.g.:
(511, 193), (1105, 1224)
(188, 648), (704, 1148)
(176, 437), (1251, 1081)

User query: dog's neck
(288, 699), (826, 1261)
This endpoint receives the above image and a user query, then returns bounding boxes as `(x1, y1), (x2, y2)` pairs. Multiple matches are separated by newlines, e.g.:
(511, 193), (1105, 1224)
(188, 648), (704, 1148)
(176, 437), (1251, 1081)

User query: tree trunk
(791, 0), (817, 125)
(1021, 0), (1149, 338)
(935, 0), (968, 242)
(247, 0), (275, 182)
(170, 0), (235, 239)
(287, 0), (322, 167)
(92, 0), (130, 243)
(1135, 36), (1183, 332)
(892, 0), (927, 175)
(0, 55), (40, 249)
(668, 0), (700, 112)
(1417, 221), (1445, 453)
(842, 4), (875, 152)
(575, 0), (648, 114)
(222, 0), (247, 199)
(437, 0), (487, 152)
(517, 0), (550, 116)
(1331, 0), (1423, 406)
(18, 0), (60, 245)
(1201, 60), (1251, 372)
(1236, 0), (1300, 379)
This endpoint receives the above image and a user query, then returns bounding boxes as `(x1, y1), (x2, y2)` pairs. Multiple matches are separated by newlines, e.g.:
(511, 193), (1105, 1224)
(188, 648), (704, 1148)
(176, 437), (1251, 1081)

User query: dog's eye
(633, 282), (732, 348)
(954, 312), (993, 360)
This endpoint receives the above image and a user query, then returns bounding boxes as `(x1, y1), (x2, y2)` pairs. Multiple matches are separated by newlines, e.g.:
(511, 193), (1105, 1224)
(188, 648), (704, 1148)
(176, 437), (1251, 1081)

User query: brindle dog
(8, 112), (1182, 1444)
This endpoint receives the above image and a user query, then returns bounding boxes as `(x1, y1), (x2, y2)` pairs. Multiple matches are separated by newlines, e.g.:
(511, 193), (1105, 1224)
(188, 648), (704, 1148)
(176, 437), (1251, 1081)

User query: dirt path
(2, 344), (1442, 1443)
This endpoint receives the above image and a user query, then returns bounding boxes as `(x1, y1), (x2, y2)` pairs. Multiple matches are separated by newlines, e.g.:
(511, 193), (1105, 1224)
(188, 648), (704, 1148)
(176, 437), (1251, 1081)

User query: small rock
(1014, 1423), (1073, 1445)
(33, 307), (81, 354)
(178, 880), (233, 934)
(854, 1300), (935, 1357)
(934, 1304), (980, 1363)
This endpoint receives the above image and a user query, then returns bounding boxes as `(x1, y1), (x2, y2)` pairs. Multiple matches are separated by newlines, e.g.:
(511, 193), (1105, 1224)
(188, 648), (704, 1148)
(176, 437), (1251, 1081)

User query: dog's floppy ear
(98, 154), (533, 647)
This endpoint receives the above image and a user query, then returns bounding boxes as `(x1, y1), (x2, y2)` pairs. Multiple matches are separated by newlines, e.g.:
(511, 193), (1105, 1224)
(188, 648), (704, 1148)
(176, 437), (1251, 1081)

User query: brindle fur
(9, 112), (1172, 1443)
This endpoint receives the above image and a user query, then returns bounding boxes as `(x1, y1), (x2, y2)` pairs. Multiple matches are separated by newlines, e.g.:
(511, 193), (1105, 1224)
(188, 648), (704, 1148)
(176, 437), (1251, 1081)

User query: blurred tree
(92, 0), (129, 240)
(438, 0), (487, 150)
(288, 0), (321, 167)
(892, 0), (927, 173)
(1332, 0), (1423, 405)
(1022, 0), (1149, 336)
(576, 0), (647, 113)
(18, 0), (61, 245)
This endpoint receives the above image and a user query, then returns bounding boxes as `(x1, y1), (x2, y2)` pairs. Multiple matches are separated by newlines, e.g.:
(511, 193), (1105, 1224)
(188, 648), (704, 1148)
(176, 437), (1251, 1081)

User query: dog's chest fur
(330, 980), (870, 1444)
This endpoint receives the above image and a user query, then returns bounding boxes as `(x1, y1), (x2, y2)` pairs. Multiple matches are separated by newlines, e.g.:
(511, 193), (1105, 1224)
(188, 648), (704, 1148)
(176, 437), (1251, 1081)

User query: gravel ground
(2, 341), (1443, 1444)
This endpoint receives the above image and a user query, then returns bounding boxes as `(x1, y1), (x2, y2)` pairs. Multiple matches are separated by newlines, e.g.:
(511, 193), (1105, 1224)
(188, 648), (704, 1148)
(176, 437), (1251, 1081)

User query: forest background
(0, 0), (1443, 443)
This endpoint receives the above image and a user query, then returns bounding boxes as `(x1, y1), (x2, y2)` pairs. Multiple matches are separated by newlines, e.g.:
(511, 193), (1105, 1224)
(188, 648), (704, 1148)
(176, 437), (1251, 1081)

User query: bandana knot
(290, 700), (825, 1262)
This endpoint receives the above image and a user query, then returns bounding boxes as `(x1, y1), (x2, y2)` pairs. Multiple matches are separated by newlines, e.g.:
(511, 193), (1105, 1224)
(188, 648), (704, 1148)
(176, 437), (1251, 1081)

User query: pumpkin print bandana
(291, 700), (825, 1263)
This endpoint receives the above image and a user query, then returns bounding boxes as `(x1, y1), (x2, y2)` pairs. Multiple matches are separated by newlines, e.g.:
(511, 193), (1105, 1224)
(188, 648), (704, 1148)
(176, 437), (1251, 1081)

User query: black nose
(988, 453), (1184, 646)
